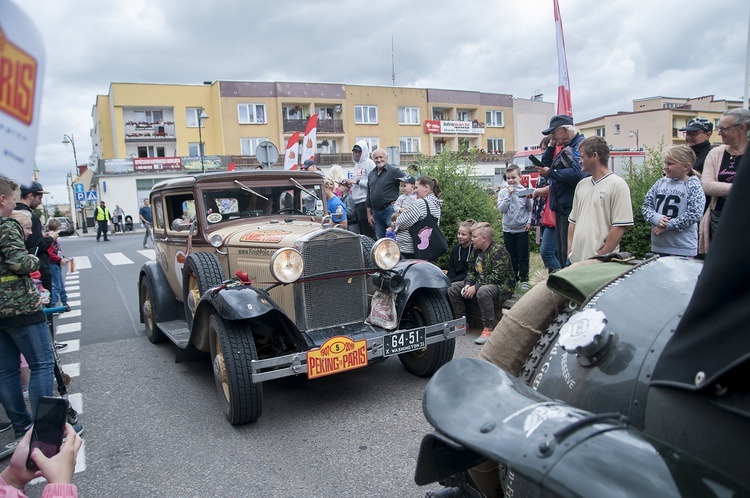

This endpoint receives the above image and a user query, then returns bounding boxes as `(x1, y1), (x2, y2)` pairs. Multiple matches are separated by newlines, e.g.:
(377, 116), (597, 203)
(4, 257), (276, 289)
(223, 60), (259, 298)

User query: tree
(410, 151), (501, 267)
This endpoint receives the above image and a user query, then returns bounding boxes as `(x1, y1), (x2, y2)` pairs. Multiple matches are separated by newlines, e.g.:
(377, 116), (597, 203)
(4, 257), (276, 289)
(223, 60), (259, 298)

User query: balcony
(124, 121), (176, 141)
(282, 119), (344, 134)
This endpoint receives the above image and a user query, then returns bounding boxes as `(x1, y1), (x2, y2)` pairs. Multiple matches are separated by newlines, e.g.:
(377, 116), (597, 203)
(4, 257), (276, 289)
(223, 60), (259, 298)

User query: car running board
(157, 320), (190, 348)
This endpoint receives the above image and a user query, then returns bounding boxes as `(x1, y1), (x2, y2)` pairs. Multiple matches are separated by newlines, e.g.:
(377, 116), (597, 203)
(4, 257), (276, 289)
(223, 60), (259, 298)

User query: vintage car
(138, 170), (465, 425)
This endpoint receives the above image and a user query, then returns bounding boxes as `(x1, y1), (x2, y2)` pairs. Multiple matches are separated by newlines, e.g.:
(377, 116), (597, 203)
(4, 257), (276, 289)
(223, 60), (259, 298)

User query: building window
(399, 137), (420, 153)
(354, 105), (378, 124)
(134, 110), (163, 124)
(240, 138), (268, 156)
(186, 108), (202, 128)
(487, 138), (505, 154)
(238, 103), (266, 124)
(356, 137), (380, 152)
(398, 106), (420, 125)
(435, 141), (445, 154)
(486, 110), (504, 127)
(614, 124), (621, 135)
(188, 142), (204, 157)
(596, 127), (606, 137)
(136, 145), (165, 158)
(457, 110), (470, 121)
(432, 109), (446, 120)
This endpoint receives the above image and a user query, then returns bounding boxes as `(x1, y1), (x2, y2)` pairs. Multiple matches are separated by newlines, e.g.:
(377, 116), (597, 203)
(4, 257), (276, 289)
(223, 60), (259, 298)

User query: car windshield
(202, 184), (323, 226)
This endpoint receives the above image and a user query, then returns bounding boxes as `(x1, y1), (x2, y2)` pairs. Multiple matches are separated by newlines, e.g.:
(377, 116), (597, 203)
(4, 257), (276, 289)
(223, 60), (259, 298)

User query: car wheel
(141, 277), (166, 343)
(209, 314), (263, 424)
(183, 252), (225, 329)
(360, 235), (375, 268)
(397, 289), (456, 377)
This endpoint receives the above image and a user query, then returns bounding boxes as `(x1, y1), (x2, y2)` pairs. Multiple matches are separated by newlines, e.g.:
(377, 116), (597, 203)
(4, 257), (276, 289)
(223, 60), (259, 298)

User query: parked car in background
(52, 217), (75, 236)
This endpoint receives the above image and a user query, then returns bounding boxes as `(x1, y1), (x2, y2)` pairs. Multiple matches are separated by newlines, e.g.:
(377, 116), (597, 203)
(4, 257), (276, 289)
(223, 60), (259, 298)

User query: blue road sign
(73, 183), (84, 193)
(75, 192), (85, 201)
(85, 191), (98, 201)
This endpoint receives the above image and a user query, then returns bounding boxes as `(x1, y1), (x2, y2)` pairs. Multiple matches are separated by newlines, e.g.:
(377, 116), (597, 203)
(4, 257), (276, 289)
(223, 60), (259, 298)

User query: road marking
(56, 322), (81, 334)
(62, 363), (80, 377)
(66, 278), (80, 285)
(75, 441), (86, 472)
(138, 249), (156, 260)
(67, 300), (81, 307)
(68, 292), (80, 298)
(69, 256), (91, 270)
(67, 285), (80, 291)
(69, 393), (83, 414)
(58, 339), (80, 353)
(59, 309), (81, 319)
(104, 252), (134, 266)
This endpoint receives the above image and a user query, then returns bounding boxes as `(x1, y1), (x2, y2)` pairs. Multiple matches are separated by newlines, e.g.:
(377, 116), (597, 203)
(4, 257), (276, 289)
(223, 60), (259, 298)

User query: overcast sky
(11, 0), (750, 204)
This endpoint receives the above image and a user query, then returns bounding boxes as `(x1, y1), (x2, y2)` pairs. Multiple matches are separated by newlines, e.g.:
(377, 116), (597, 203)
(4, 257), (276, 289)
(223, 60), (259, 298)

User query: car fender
(190, 284), (305, 352)
(139, 261), (181, 323)
(393, 260), (451, 317)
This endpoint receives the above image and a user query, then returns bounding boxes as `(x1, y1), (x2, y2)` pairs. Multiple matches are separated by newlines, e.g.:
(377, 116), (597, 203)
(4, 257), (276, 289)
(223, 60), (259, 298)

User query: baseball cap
(20, 181), (50, 196)
(301, 159), (315, 169)
(352, 145), (362, 152)
(679, 117), (713, 132)
(399, 175), (416, 184)
(542, 114), (575, 135)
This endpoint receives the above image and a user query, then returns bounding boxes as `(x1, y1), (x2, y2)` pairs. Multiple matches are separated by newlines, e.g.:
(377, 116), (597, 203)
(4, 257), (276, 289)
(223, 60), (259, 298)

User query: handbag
(408, 199), (449, 260)
(541, 200), (556, 228)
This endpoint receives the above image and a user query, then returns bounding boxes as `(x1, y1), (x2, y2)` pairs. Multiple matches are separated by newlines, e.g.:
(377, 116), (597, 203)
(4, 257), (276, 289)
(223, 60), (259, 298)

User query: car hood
(212, 220), (325, 250)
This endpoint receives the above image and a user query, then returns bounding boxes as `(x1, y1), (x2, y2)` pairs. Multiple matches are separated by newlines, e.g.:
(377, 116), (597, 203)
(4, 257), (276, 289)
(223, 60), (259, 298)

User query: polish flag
(302, 114), (319, 162)
(554, 0), (573, 117)
(227, 161), (236, 172)
(283, 132), (301, 170)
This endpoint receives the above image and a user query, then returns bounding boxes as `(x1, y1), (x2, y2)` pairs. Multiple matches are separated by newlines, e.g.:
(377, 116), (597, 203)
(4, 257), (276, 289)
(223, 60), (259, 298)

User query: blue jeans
(50, 263), (68, 307)
(372, 205), (395, 240)
(540, 226), (562, 271)
(0, 321), (55, 436)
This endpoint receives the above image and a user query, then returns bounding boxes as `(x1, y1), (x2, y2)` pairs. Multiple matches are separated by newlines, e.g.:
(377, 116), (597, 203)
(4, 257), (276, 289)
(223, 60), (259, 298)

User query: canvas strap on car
(546, 253), (640, 306)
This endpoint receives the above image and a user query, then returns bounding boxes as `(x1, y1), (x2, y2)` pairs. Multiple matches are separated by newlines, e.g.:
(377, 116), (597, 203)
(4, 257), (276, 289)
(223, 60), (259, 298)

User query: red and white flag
(283, 132), (301, 170)
(554, 0), (573, 117)
(302, 114), (319, 162)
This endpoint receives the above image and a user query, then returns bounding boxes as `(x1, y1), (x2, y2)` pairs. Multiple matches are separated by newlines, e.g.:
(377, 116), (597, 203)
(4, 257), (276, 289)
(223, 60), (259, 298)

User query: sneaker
(63, 303), (71, 312)
(55, 342), (69, 352)
(520, 282), (530, 292)
(475, 327), (492, 345)
(0, 421), (11, 433)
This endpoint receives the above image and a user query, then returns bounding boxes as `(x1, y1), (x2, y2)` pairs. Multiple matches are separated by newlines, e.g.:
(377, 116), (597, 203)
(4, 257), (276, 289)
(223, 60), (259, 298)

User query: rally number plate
(383, 327), (426, 357)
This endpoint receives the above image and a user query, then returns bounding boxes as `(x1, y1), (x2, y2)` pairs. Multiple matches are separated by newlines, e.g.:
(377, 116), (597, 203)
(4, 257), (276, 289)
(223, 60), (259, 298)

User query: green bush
(619, 141), (666, 258)
(410, 151), (502, 267)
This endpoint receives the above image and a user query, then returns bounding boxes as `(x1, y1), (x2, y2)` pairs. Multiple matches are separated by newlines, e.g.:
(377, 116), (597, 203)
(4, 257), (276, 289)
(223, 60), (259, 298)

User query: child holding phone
(642, 145), (705, 257)
(497, 165), (533, 290)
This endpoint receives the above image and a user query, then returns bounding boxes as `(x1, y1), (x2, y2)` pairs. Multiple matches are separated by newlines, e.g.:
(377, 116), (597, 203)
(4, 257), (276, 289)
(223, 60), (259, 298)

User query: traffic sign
(256, 141), (279, 168)
(85, 191), (98, 201)
(75, 192), (85, 201)
(73, 183), (84, 193)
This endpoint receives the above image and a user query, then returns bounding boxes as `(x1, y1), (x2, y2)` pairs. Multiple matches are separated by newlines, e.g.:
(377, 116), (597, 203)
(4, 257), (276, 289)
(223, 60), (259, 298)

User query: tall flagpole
(554, 0), (573, 117)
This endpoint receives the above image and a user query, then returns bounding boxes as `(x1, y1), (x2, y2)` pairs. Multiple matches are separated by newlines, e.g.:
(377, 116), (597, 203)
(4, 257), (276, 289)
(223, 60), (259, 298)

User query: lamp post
(629, 129), (639, 150)
(62, 133), (87, 233)
(197, 107), (209, 173)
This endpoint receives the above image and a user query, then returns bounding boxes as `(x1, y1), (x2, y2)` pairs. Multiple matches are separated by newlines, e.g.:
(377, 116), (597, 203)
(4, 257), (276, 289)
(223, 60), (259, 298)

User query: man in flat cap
(535, 115), (587, 266)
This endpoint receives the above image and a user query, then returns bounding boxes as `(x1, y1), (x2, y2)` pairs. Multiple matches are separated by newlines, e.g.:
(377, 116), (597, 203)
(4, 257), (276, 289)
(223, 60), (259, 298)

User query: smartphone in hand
(26, 396), (68, 470)
(528, 154), (545, 168)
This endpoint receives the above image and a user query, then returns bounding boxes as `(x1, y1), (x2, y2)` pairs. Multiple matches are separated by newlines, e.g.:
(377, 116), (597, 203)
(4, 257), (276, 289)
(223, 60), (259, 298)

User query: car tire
(397, 289), (456, 377)
(360, 234), (375, 268)
(183, 252), (225, 329)
(141, 276), (166, 343)
(209, 314), (263, 425)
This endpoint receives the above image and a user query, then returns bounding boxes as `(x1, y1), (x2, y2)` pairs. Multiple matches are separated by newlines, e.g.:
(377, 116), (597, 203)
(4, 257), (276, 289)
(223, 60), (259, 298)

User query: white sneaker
(520, 282), (530, 292)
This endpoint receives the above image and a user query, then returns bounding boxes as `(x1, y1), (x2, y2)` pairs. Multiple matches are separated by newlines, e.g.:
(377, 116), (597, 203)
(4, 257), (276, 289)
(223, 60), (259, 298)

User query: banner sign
(133, 157), (182, 172)
(424, 120), (484, 134)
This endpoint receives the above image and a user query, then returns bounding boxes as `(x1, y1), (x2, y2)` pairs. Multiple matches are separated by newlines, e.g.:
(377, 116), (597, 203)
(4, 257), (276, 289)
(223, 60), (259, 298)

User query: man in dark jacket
(15, 181), (53, 293)
(536, 115), (588, 266)
(680, 117), (714, 213)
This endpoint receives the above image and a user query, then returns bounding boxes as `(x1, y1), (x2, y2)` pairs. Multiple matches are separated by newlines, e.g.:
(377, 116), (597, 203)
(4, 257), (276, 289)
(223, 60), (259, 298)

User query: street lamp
(196, 107), (209, 173)
(629, 129), (639, 150)
(62, 133), (87, 233)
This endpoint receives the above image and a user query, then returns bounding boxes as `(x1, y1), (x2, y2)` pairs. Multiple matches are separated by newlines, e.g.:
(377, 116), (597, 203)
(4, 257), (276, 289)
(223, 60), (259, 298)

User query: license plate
(383, 327), (426, 356)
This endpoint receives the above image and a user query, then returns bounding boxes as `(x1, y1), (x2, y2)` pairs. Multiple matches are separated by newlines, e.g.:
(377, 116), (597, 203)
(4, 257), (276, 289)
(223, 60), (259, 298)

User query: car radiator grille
(300, 231), (368, 330)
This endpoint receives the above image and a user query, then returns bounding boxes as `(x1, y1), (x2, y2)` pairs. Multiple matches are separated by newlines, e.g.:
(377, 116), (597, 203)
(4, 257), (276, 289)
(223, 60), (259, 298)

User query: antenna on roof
(392, 36), (396, 87)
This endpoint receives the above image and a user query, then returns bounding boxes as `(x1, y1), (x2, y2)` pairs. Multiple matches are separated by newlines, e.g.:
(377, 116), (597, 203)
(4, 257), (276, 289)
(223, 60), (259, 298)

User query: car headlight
(371, 238), (400, 271)
(210, 234), (223, 248)
(270, 248), (304, 284)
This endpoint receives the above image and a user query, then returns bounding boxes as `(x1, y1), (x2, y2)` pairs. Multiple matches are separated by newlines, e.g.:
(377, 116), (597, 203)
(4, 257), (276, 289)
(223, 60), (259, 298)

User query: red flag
(227, 161), (236, 172)
(554, 0), (573, 117)
(284, 132), (301, 170)
(302, 114), (319, 161)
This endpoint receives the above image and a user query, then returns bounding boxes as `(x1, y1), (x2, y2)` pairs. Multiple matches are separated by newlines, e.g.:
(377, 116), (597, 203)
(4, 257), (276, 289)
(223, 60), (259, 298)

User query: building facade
(577, 95), (741, 150)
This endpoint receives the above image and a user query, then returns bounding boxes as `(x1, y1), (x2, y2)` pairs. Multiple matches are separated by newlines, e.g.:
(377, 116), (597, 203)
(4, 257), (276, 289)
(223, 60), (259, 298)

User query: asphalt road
(20, 230), (482, 497)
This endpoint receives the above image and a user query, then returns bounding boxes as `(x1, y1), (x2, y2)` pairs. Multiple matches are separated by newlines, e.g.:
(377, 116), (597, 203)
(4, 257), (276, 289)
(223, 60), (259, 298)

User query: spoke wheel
(183, 252), (224, 329)
(141, 277), (166, 343)
(209, 314), (263, 424)
(398, 289), (456, 377)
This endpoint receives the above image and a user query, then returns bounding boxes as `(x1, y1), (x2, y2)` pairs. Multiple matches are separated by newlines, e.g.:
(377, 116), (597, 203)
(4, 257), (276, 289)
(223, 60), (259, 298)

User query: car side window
(153, 197), (165, 230)
(164, 193), (196, 233)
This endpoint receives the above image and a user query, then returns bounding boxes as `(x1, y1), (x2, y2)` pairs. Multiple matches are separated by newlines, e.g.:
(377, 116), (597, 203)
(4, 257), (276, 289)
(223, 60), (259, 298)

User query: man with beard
(15, 182), (55, 295)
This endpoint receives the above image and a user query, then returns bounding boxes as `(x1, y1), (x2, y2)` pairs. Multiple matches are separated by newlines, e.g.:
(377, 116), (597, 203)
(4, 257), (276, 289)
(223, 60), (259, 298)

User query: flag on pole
(283, 132), (301, 170)
(554, 0), (573, 117)
(302, 114), (319, 162)
(227, 161), (236, 172)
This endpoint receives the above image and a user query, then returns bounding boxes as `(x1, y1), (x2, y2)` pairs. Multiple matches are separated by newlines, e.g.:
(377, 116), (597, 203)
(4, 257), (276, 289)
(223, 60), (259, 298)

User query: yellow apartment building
(577, 95), (741, 150)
